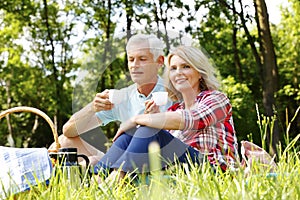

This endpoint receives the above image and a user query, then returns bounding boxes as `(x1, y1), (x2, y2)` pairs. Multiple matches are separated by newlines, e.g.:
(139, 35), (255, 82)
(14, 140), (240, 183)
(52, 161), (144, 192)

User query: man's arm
(63, 102), (102, 137)
(63, 90), (113, 137)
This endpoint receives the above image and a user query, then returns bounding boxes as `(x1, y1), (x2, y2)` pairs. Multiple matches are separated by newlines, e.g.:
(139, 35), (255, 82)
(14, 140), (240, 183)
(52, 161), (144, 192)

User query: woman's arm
(135, 111), (184, 130)
(182, 91), (231, 130)
(113, 111), (184, 142)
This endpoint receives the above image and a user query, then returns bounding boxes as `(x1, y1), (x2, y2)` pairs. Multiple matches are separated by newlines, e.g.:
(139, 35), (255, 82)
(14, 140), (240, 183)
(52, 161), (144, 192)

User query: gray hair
(126, 34), (164, 60)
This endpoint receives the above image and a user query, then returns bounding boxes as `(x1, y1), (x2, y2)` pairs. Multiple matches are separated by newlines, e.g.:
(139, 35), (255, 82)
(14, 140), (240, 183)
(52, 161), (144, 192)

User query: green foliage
(0, 0), (299, 148)
(193, 4), (236, 78)
(277, 85), (300, 102)
(0, 1), (299, 198)
(271, 0), (300, 140)
(221, 76), (259, 142)
(0, 0), (79, 147)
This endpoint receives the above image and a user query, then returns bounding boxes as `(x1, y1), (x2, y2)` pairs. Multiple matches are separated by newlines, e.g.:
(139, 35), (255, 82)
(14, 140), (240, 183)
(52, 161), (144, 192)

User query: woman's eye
(183, 65), (190, 69)
(170, 66), (177, 70)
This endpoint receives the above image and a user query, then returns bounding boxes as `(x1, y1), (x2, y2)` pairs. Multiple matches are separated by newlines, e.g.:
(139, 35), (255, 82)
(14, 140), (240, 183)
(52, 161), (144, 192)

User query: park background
(0, 0), (299, 157)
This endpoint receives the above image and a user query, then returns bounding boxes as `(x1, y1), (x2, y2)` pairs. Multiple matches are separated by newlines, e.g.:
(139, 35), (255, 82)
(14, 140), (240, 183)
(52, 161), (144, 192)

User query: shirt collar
(135, 76), (165, 99)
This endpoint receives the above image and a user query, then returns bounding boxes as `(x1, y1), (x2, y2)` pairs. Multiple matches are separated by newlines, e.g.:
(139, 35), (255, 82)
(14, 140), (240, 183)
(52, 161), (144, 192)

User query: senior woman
(94, 45), (239, 181)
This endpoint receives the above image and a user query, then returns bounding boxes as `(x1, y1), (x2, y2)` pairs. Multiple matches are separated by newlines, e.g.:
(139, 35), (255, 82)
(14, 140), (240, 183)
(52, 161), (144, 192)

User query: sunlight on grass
(6, 107), (300, 200)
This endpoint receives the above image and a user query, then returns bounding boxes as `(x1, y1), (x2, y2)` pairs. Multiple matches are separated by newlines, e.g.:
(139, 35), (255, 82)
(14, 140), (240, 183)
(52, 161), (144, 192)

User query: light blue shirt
(96, 76), (173, 126)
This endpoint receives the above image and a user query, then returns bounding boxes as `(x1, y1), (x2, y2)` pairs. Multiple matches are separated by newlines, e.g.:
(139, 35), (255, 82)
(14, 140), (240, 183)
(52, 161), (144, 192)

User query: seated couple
(49, 34), (240, 182)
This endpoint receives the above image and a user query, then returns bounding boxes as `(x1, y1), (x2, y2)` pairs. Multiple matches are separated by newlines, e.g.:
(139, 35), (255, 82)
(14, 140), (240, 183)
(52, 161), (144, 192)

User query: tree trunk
(125, 0), (133, 74)
(43, 0), (59, 133)
(232, 0), (243, 81)
(154, 1), (171, 54)
(254, 0), (279, 155)
(238, 0), (263, 84)
(5, 79), (15, 147)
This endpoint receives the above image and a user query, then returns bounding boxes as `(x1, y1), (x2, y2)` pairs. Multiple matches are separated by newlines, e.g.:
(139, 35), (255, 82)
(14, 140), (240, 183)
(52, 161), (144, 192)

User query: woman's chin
(174, 85), (191, 93)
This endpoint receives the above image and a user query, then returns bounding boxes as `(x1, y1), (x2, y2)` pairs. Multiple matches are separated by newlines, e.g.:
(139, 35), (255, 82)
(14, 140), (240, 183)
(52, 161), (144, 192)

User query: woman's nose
(175, 68), (183, 74)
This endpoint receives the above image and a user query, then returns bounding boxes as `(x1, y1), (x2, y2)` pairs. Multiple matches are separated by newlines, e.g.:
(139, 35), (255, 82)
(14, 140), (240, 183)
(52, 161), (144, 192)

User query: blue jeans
(94, 126), (203, 174)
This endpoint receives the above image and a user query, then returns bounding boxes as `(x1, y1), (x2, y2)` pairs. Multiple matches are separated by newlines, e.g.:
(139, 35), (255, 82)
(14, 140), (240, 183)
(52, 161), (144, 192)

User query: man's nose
(130, 60), (140, 68)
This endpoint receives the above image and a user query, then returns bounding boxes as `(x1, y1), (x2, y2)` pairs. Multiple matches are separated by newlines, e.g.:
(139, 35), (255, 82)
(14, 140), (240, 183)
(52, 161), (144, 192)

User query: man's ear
(157, 55), (165, 67)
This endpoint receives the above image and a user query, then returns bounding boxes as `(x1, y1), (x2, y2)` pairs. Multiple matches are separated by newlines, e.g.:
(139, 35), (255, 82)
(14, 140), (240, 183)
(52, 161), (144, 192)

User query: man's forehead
(127, 40), (149, 48)
(127, 47), (152, 55)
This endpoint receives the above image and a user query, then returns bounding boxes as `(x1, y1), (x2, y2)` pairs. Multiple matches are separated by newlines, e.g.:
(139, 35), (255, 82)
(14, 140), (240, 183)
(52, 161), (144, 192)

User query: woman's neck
(182, 89), (200, 109)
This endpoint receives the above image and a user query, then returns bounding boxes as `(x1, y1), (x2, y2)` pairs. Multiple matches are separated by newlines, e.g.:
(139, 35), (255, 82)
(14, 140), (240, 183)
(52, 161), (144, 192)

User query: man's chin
(131, 76), (143, 83)
(131, 75), (157, 85)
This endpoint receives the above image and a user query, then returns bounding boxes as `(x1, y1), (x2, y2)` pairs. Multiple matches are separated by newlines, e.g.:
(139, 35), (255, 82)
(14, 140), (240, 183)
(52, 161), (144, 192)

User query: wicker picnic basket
(0, 106), (61, 152)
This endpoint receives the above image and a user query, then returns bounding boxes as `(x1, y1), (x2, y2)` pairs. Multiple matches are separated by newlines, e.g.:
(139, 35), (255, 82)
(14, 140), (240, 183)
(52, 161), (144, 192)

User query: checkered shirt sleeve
(168, 90), (239, 170)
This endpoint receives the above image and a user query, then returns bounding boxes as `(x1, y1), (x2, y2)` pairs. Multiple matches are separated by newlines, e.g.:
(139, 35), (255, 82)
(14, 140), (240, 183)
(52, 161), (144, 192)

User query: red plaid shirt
(168, 90), (239, 171)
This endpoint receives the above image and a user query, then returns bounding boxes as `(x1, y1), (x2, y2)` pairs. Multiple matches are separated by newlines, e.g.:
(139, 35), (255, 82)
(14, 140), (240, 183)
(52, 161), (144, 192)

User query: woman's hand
(144, 100), (160, 114)
(112, 117), (137, 142)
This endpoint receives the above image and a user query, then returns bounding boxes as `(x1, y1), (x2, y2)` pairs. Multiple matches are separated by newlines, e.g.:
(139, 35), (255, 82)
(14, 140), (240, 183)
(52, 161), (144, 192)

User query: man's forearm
(63, 102), (102, 137)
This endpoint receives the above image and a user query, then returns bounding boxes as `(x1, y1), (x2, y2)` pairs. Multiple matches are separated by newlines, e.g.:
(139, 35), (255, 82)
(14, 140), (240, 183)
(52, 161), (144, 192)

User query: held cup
(152, 92), (168, 106)
(109, 89), (126, 104)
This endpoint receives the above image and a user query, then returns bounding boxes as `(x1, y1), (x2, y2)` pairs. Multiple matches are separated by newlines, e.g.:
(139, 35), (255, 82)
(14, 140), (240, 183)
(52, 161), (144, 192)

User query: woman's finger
(112, 129), (123, 142)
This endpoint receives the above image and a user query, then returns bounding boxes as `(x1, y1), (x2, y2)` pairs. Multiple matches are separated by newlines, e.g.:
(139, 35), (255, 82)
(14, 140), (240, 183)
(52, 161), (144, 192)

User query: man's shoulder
(152, 76), (167, 92)
(120, 83), (137, 94)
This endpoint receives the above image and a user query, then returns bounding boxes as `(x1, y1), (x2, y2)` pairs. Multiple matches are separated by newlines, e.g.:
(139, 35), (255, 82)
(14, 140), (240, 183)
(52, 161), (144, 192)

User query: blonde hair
(164, 46), (220, 101)
(126, 34), (164, 60)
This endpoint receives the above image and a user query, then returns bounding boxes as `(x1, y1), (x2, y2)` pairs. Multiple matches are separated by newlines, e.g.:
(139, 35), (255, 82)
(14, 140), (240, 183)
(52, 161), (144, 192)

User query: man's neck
(137, 82), (157, 97)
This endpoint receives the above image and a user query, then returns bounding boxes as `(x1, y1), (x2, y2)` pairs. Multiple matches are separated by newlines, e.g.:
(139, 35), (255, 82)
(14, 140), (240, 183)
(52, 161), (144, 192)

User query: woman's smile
(175, 77), (187, 84)
(169, 55), (201, 93)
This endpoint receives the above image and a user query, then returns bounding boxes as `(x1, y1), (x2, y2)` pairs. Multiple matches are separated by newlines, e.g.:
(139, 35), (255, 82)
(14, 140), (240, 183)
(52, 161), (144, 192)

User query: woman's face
(169, 55), (201, 94)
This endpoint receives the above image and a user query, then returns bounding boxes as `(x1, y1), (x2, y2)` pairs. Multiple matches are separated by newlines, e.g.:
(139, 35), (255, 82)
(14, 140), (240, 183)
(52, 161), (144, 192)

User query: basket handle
(0, 106), (61, 151)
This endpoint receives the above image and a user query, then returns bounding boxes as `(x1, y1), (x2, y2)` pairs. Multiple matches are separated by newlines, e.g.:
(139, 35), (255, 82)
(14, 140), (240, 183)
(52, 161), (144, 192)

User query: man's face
(127, 45), (161, 85)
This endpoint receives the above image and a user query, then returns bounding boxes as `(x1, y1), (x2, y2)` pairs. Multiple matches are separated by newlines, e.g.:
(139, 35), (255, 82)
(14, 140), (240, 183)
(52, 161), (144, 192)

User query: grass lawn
(6, 139), (299, 200)
(4, 108), (300, 200)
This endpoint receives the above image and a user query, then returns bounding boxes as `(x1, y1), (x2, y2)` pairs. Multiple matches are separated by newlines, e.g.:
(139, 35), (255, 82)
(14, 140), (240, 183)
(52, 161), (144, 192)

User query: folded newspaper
(0, 146), (52, 197)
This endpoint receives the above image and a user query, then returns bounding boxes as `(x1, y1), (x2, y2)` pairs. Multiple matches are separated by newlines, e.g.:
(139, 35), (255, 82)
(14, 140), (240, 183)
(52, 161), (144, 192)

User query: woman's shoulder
(167, 102), (182, 111)
(199, 90), (227, 97)
(197, 90), (230, 103)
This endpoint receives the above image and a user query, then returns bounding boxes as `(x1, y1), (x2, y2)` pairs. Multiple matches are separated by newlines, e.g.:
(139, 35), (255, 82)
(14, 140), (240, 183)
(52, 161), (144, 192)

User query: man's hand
(93, 89), (114, 112)
(112, 117), (137, 142)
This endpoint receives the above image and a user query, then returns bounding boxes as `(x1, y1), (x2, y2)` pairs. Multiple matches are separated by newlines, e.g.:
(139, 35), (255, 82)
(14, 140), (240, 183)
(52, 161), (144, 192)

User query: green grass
(7, 155), (299, 200)
(5, 107), (300, 200)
